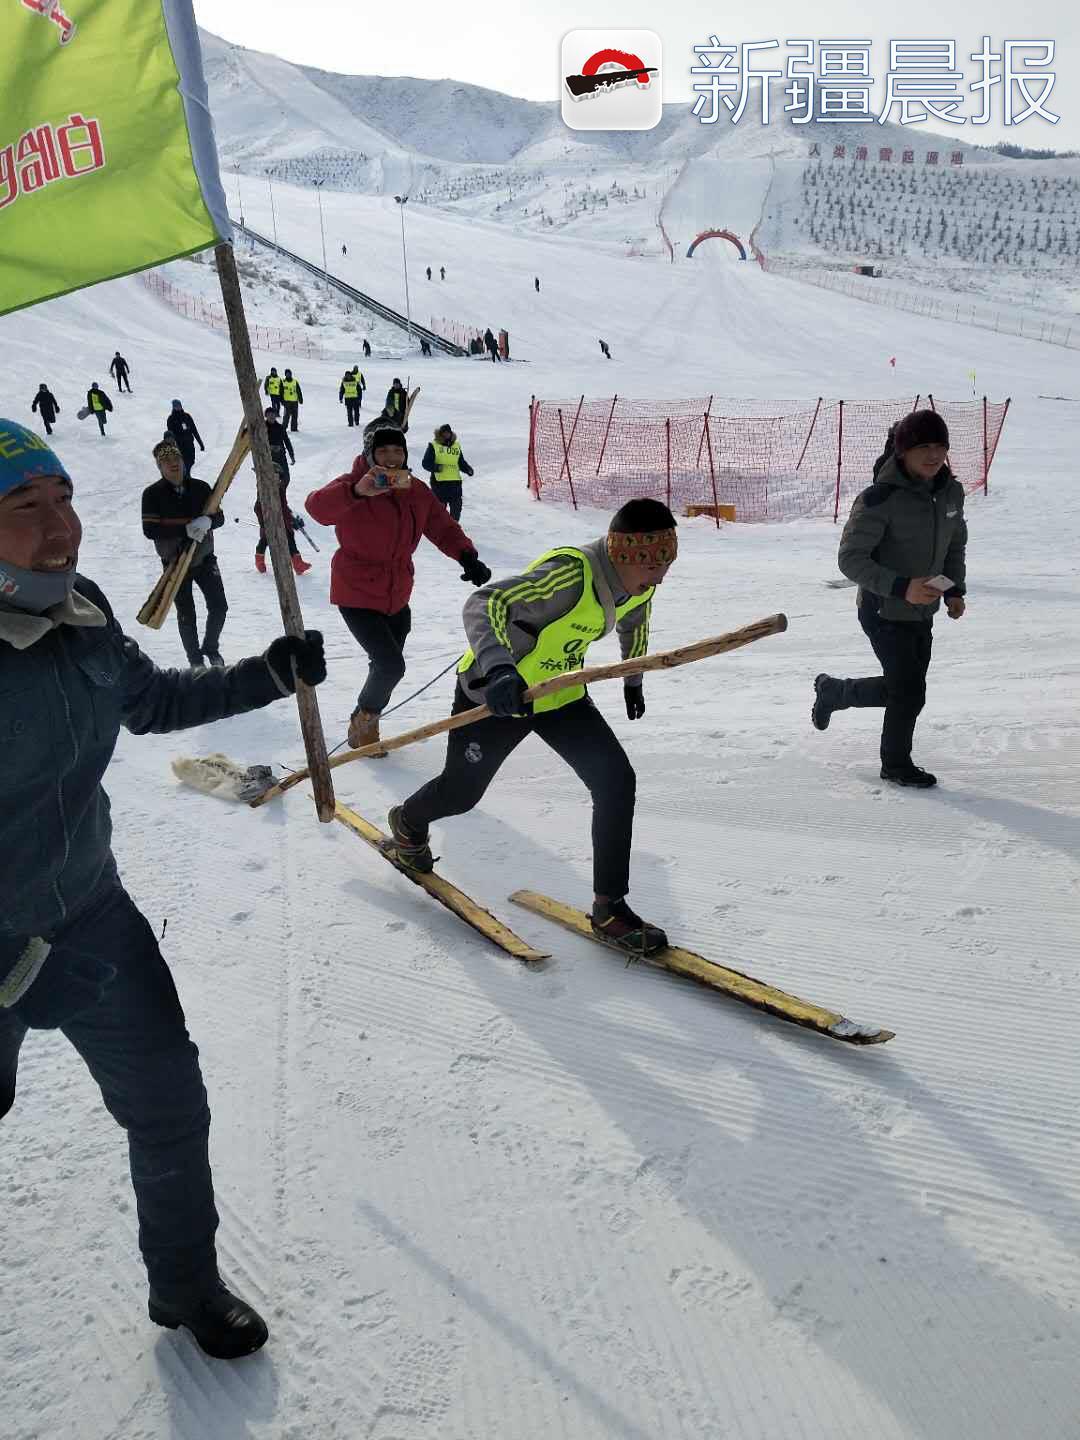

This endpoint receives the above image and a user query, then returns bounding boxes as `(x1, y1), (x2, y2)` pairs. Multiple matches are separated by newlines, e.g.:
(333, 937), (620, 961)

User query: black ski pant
(282, 400), (299, 432)
(403, 686), (636, 899)
(267, 394), (281, 416)
(41, 415), (54, 435)
(115, 372), (131, 392)
(93, 411), (107, 435)
(255, 529), (297, 557)
(431, 479), (463, 521)
(344, 398), (360, 427)
(340, 603), (411, 713)
(0, 877), (220, 1304)
(172, 554), (228, 664)
(178, 442), (196, 479)
(831, 604), (934, 767)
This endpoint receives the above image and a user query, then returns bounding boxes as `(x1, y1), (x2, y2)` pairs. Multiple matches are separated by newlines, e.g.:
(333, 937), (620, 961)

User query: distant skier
(384, 497), (679, 959)
(385, 377), (409, 426)
(426, 266), (432, 281)
(534, 276), (540, 293)
(811, 410), (967, 789)
(263, 405), (294, 486)
(281, 369), (303, 432)
(419, 337), (432, 357)
(362, 338), (372, 358)
(30, 383), (59, 436)
(263, 366), (282, 416)
(85, 382), (112, 436)
(339, 369), (362, 427)
(165, 399), (205, 479)
(341, 243), (347, 256)
(255, 475), (309, 576)
(421, 422), (474, 522)
(599, 339), (612, 359)
(108, 351), (131, 392)
(440, 265), (446, 280)
(483, 328), (501, 363)
(141, 438), (228, 668)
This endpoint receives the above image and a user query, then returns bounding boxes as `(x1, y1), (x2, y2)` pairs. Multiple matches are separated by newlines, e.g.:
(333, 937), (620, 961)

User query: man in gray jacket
(812, 409), (967, 787)
(0, 419), (326, 1359)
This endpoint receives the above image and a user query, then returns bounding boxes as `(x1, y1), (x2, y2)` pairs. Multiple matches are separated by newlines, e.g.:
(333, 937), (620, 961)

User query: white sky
(192, 0), (1079, 150)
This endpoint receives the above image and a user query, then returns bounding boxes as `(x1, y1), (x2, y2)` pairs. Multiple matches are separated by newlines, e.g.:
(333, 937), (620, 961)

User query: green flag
(1, 0), (230, 316)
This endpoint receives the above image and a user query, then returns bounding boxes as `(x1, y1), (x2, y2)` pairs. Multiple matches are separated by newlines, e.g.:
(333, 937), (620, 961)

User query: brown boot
(348, 708), (387, 756)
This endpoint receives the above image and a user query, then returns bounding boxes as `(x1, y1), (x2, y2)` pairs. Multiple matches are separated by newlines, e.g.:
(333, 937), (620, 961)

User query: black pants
(41, 416), (54, 435)
(834, 604), (934, 767)
(282, 400), (299, 432)
(115, 373), (131, 392)
(267, 395), (281, 416)
(255, 530), (298, 557)
(178, 443), (196, 480)
(0, 879), (219, 1303)
(94, 410), (107, 435)
(173, 555), (228, 664)
(404, 686), (636, 898)
(340, 604), (411, 713)
(431, 479), (463, 521)
(344, 398), (360, 427)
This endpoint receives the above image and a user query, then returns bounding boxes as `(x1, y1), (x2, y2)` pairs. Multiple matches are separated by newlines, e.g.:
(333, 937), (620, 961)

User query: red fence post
(556, 404), (580, 510)
(986, 396), (1010, 488)
(665, 417), (672, 508)
(527, 396), (539, 494)
(595, 395), (618, 475)
(833, 399), (844, 523)
(795, 396), (823, 471)
(982, 395), (989, 495)
(694, 395), (714, 467)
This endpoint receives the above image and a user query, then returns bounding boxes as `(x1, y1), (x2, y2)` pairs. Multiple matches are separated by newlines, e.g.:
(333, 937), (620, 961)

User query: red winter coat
(306, 456), (474, 613)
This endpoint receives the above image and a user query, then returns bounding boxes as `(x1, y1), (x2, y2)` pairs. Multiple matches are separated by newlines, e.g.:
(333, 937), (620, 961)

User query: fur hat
(893, 410), (949, 452)
(153, 437), (182, 461)
(364, 425), (408, 464)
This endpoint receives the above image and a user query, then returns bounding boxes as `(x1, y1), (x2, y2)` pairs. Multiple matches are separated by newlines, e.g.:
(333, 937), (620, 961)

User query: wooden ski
(509, 891), (894, 1045)
(336, 804), (548, 963)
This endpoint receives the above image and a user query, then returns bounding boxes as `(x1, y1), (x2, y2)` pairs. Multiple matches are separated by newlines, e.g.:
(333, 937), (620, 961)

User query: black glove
(459, 549), (492, 586)
(266, 630), (326, 692)
(485, 665), (531, 718)
(624, 684), (645, 720)
(292, 514), (306, 530)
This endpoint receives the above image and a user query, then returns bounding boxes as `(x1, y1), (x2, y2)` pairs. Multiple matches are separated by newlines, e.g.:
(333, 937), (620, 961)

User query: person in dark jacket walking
(264, 405), (295, 486)
(263, 367), (283, 415)
(255, 475), (309, 575)
(165, 400), (205, 479)
(339, 370), (363, 427)
(440, 265), (446, 280)
(483, 328), (501, 362)
(0, 418), (326, 1360)
(534, 276), (540, 293)
(141, 439), (228, 667)
(280, 369), (303, 432)
(31, 383), (59, 435)
(599, 339), (612, 359)
(421, 423), (474, 521)
(362, 338), (372, 358)
(386, 498), (677, 955)
(85, 383), (112, 436)
(305, 424), (491, 753)
(108, 351), (131, 392)
(384, 378), (409, 426)
(811, 410), (968, 788)
(426, 266), (432, 281)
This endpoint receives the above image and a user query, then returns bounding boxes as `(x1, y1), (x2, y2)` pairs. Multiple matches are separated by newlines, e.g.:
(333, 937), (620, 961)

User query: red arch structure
(686, 229), (747, 260)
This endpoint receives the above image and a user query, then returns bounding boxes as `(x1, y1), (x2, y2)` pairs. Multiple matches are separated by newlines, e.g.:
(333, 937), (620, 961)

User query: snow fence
(527, 394), (1010, 523)
(140, 270), (325, 358)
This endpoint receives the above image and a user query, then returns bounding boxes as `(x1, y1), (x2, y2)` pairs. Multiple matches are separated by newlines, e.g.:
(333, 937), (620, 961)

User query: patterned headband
(606, 528), (678, 567)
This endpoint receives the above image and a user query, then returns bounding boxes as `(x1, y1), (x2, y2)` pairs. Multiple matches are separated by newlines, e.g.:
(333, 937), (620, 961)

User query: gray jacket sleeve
(462, 555), (586, 678)
(943, 487), (967, 596)
(617, 600), (651, 686)
(837, 491), (906, 599)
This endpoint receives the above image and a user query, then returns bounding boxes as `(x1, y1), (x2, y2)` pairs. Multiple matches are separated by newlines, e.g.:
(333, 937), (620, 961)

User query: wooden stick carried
(136, 423), (251, 629)
(249, 613), (787, 808)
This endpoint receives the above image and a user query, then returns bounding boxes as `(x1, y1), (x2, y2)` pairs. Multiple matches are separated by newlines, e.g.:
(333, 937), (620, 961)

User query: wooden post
(794, 396), (823, 472)
(833, 398), (844, 523)
(215, 242), (336, 823)
(595, 394), (618, 475)
(665, 416), (672, 508)
(982, 395), (989, 495)
(556, 397), (583, 509)
(527, 396), (538, 492)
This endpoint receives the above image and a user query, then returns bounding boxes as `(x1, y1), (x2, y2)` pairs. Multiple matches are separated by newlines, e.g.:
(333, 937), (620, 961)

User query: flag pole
(214, 240), (336, 823)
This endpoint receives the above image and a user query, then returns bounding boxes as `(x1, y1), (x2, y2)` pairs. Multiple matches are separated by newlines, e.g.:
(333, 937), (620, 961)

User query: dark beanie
(364, 425), (407, 464)
(893, 410), (949, 452)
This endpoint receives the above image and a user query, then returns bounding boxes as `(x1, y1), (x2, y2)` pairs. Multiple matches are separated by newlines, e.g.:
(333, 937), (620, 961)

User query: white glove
(186, 515), (212, 541)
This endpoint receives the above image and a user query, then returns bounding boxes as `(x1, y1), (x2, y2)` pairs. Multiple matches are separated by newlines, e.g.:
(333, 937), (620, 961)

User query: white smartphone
(926, 575), (952, 592)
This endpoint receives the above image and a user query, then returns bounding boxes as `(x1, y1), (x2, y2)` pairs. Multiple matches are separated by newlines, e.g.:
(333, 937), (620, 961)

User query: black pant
(93, 410), (107, 435)
(344, 398), (360, 426)
(431, 479), (463, 521)
(173, 555), (228, 664)
(41, 416), (54, 435)
(256, 528), (298, 556)
(267, 395), (281, 416)
(834, 605), (933, 767)
(178, 443), (196, 479)
(282, 400), (299, 432)
(340, 604), (411, 713)
(115, 372), (131, 392)
(404, 686), (636, 898)
(0, 879), (219, 1303)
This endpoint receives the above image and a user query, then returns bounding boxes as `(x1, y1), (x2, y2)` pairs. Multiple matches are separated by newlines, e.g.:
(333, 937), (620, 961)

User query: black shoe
(591, 899), (668, 956)
(387, 805), (434, 873)
(811, 673), (842, 731)
(880, 763), (937, 789)
(149, 1280), (268, 1359)
(203, 651), (225, 668)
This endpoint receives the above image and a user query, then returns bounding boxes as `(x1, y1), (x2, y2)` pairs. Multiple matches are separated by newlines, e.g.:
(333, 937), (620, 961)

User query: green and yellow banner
(0, 0), (230, 316)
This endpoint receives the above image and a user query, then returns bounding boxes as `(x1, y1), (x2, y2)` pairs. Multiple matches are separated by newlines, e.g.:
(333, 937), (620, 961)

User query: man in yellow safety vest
(263, 367), (283, 416)
(421, 423), (474, 520)
(386, 498), (678, 955)
(339, 370), (363, 427)
(280, 370), (303, 432)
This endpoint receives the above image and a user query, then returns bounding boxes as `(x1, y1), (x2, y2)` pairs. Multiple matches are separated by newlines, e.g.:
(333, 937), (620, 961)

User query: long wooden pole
(250, 614), (787, 807)
(215, 241), (336, 823)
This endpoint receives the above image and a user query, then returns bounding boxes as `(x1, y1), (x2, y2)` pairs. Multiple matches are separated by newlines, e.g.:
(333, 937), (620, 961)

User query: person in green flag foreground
(421, 423), (475, 521)
(387, 498), (678, 955)
(0, 419), (327, 1358)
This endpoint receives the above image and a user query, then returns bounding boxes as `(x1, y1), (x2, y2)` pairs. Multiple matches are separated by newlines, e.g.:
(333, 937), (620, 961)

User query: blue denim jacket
(0, 576), (287, 938)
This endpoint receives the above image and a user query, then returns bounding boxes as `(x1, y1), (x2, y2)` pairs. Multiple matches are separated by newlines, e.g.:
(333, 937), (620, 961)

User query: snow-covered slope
(2, 168), (1079, 1440)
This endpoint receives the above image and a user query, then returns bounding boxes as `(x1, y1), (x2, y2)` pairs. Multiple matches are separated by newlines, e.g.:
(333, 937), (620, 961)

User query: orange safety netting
(527, 394), (1010, 522)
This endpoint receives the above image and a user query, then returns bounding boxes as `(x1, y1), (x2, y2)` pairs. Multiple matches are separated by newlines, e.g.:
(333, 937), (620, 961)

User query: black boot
(880, 763), (937, 789)
(591, 898), (668, 956)
(811, 673), (844, 731)
(387, 805), (434, 873)
(149, 1279), (269, 1359)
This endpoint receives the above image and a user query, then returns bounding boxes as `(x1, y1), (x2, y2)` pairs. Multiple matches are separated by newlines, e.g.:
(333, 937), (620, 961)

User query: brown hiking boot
(348, 708), (387, 756)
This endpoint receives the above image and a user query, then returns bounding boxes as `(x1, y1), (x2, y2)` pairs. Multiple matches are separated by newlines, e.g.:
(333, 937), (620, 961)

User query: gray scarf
(0, 558), (77, 613)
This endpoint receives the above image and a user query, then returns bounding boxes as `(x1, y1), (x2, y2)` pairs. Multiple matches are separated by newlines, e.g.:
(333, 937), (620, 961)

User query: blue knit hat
(0, 419), (71, 499)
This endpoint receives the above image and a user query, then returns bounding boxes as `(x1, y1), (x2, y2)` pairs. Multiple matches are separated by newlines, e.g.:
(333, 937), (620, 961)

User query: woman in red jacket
(306, 424), (491, 751)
